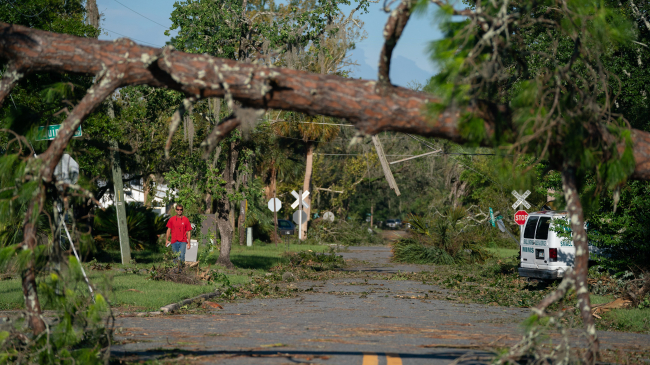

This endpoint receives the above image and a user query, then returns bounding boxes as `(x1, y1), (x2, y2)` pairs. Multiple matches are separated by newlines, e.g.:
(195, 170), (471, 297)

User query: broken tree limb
(378, 0), (417, 88)
(3, 23), (650, 180)
(160, 290), (222, 313)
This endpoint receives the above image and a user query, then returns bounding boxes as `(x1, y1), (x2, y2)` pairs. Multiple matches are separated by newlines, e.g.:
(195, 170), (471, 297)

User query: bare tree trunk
(215, 143), (238, 268)
(301, 142), (314, 240)
(85, 0), (100, 29)
(21, 187), (46, 335)
(561, 165), (598, 364)
(268, 165), (277, 201)
(238, 168), (248, 246)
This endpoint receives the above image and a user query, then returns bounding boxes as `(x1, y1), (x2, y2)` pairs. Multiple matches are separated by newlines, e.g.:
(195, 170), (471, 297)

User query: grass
(487, 247), (519, 258)
(209, 243), (332, 271)
(0, 243), (330, 311)
(601, 307), (650, 333)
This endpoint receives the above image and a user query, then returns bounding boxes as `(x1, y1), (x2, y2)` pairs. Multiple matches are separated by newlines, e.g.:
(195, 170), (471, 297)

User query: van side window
(535, 217), (551, 240)
(523, 216), (539, 239)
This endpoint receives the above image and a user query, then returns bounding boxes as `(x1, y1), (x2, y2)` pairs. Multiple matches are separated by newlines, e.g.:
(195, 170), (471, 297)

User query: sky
(96, 0), (443, 87)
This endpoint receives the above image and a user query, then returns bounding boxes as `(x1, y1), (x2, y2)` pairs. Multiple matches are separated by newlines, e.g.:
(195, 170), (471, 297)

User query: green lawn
(0, 243), (330, 311)
(226, 243), (331, 270)
(487, 247), (519, 258)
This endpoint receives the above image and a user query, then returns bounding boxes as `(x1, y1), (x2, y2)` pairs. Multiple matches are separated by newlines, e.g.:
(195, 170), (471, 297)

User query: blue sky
(96, 0), (442, 86)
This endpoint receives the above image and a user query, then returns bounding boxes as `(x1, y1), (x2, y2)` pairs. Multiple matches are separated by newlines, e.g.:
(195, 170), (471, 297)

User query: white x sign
(291, 190), (310, 209)
(511, 190), (531, 210)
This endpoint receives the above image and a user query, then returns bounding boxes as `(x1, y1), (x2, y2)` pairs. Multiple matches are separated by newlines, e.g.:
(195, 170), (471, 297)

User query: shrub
(392, 209), (492, 265)
(93, 202), (169, 251)
(302, 219), (383, 246)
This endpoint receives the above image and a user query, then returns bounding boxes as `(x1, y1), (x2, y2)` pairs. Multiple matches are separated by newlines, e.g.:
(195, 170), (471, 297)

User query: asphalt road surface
(111, 247), (650, 364)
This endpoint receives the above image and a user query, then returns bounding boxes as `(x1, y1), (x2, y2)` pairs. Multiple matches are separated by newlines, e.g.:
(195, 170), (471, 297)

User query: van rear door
(534, 217), (551, 268)
(521, 216), (538, 267)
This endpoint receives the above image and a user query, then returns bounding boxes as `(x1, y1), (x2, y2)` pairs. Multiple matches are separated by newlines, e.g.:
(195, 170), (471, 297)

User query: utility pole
(372, 135), (400, 196)
(108, 103), (131, 265)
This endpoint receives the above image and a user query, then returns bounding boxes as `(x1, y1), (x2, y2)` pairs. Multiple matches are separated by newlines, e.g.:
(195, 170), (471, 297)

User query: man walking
(166, 204), (192, 262)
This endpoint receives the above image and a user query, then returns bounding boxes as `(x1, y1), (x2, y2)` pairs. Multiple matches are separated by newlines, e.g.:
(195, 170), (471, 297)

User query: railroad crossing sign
(514, 210), (529, 225)
(267, 198), (282, 212)
(291, 190), (310, 209)
(323, 211), (335, 222)
(511, 190), (531, 210)
(293, 210), (308, 225)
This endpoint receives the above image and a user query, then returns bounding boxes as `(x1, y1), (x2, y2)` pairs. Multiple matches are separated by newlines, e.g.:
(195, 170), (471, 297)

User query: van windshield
(278, 221), (292, 228)
(524, 216), (539, 239)
(535, 217), (551, 240)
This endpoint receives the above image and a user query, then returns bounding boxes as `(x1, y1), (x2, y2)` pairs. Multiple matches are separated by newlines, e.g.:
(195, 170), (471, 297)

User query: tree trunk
(215, 143), (238, 268)
(561, 165), (599, 364)
(5, 24), (650, 181)
(85, 0), (100, 29)
(238, 170), (248, 246)
(268, 164), (277, 201)
(21, 188), (46, 335)
(301, 142), (314, 240)
(215, 196), (234, 268)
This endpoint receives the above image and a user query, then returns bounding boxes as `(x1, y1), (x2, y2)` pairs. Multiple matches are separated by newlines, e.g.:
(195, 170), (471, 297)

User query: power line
(5, 0), (46, 18)
(103, 28), (164, 48)
(113, 0), (168, 29)
(315, 153), (415, 156)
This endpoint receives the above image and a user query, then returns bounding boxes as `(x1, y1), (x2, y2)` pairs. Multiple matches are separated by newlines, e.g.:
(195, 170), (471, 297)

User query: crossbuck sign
(511, 190), (531, 210)
(291, 190), (310, 209)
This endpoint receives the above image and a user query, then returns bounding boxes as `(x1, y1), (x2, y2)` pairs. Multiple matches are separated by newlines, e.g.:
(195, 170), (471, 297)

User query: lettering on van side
(523, 239), (547, 246)
(522, 246), (534, 253)
(560, 240), (573, 247)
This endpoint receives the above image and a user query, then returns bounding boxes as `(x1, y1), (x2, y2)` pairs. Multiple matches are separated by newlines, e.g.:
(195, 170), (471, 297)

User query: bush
(392, 209), (492, 265)
(0, 256), (112, 364)
(284, 248), (345, 270)
(93, 202), (169, 251)
(302, 219), (383, 246)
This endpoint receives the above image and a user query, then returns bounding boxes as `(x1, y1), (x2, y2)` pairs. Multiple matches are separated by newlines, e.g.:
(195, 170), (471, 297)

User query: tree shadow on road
(112, 349), (495, 364)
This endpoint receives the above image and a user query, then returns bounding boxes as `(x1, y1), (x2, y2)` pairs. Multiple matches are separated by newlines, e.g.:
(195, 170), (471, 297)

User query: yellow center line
(386, 353), (403, 365)
(362, 353), (378, 365)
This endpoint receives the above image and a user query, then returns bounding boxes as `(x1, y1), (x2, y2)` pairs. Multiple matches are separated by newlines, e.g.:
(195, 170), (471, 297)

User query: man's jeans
(171, 241), (187, 262)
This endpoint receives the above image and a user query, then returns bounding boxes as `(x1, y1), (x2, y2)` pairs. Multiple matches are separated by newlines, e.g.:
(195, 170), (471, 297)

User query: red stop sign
(514, 210), (528, 225)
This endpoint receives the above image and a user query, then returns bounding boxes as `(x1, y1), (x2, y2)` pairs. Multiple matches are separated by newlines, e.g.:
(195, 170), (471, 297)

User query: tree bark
(85, 0), (100, 28)
(215, 143), (238, 268)
(3, 23), (650, 180)
(561, 165), (599, 364)
(301, 142), (315, 240)
(21, 186), (46, 335)
(238, 168), (248, 246)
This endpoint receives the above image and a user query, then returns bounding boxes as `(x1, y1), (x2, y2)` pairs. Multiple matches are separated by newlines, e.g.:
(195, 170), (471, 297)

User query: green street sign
(489, 207), (495, 227)
(37, 124), (82, 141)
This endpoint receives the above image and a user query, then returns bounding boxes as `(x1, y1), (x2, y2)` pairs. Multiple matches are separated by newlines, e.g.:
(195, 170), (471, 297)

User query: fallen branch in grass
(159, 291), (222, 313)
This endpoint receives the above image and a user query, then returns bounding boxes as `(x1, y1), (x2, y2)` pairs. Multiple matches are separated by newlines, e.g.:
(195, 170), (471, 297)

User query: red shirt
(167, 215), (191, 243)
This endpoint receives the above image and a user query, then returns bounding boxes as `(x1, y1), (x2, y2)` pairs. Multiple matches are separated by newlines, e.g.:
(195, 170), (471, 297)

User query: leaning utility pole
(371, 135), (400, 196)
(108, 103), (131, 264)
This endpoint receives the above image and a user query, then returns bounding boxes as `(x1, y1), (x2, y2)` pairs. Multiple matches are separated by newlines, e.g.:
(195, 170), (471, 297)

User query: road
(111, 246), (650, 364)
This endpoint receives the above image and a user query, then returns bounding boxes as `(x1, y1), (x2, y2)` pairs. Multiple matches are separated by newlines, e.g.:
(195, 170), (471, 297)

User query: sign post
(107, 101), (131, 265)
(512, 190), (531, 235)
(291, 189), (310, 241)
(267, 195), (282, 246)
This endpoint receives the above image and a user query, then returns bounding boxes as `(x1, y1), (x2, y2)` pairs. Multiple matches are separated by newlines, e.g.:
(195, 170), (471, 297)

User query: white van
(518, 210), (577, 280)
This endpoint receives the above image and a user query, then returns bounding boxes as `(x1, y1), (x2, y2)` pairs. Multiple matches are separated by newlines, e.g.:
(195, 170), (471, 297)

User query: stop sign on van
(514, 210), (528, 225)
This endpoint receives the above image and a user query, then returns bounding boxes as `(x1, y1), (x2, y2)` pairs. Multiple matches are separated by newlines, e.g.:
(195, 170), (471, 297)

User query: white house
(98, 178), (174, 215)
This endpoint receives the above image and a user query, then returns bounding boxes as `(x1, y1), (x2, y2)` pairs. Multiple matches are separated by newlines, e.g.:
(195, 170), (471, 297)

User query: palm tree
(272, 114), (339, 239)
